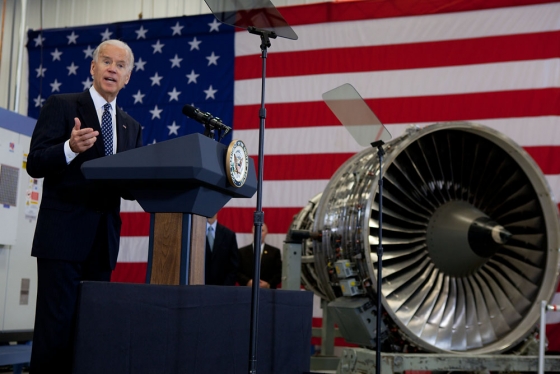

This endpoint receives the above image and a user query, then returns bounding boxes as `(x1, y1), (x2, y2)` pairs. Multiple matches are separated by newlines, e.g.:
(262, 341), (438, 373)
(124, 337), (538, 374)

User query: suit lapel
(115, 107), (128, 153)
(208, 224), (220, 258)
(77, 91), (104, 157)
(259, 244), (272, 264)
(211, 224), (225, 258)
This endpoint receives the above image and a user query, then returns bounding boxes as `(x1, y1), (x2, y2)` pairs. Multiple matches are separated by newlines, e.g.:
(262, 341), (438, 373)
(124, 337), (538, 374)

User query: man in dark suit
(27, 39), (142, 373)
(237, 223), (282, 289)
(205, 214), (240, 285)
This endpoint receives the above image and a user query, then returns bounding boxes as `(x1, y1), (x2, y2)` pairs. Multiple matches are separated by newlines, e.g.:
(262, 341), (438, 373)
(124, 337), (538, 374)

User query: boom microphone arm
(182, 104), (231, 141)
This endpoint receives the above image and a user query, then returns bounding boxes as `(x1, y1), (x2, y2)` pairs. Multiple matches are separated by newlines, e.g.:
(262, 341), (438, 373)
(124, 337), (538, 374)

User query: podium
(77, 135), (313, 374)
(82, 133), (257, 285)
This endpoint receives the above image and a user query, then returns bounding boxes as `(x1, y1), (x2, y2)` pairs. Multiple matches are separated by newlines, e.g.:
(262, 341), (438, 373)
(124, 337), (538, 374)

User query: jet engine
(290, 122), (560, 354)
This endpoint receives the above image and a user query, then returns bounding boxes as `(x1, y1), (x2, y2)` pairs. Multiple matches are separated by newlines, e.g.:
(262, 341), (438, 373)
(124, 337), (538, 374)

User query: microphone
(182, 104), (231, 139)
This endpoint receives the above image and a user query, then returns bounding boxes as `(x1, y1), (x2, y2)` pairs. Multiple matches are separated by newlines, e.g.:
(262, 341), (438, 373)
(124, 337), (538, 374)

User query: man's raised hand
(69, 117), (99, 153)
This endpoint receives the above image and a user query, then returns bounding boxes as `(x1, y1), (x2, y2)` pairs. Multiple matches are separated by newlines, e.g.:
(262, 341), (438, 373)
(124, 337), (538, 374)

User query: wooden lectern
(81, 133), (257, 285)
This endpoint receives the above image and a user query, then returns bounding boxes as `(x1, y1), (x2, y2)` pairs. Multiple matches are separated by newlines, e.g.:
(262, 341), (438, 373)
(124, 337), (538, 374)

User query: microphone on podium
(182, 104), (231, 140)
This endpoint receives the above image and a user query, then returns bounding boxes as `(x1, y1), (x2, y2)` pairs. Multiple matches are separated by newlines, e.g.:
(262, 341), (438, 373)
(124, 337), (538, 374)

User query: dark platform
(74, 282), (313, 374)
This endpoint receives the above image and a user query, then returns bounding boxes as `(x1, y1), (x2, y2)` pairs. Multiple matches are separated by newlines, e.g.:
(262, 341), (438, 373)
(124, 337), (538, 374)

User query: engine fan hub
(426, 201), (511, 277)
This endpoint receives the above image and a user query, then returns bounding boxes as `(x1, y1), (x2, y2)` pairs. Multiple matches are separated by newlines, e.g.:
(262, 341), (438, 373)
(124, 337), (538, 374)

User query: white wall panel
(0, 1), (21, 114)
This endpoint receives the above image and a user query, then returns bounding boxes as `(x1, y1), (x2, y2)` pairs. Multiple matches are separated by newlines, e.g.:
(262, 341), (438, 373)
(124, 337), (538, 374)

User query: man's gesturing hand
(69, 117), (99, 153)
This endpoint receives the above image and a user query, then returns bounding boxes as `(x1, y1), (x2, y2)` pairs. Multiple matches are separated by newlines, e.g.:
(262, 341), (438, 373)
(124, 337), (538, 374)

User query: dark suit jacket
(27, 91), (143, 269)
(205, 222), (239, 285)
(237, 243), (282, 289)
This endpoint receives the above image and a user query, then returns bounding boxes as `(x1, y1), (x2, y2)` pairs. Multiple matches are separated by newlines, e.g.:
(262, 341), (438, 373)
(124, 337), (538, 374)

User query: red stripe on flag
(234, 101), (337, 129)
(547, 324), (560, 352)
(524, 146), (560, 175)
(253, 153), (354, 181)
(253, 149), (560, 180)
(236, 31), (560, 80)
(369, 89), (560, 124)
(218, 207), (303, 234)
(120, 202), (560, 240)
(121, 208), (305, 237)
(121, 212), (150, 236)
(276, 0), (558, 26)
(234, 89), (560, 129)
(111, 262), (147, 284)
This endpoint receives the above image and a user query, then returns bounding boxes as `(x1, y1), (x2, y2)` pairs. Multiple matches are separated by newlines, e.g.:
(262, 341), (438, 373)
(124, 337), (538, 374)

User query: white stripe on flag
(235, 4), (560, 56)
(235, 233), (286, 254)
(235, 59), (560, 105)
(118, 236), (149, 263)
(224, 179), (329, 208)
(235, 3), (560, 56)
(543, 174), (560, 204)
(121, 199), (144, 213)
(122, 174), (560, 212)
(121, 181), (328, 211)
(547, 292), (560, 324)
(233, 116), (560, 156)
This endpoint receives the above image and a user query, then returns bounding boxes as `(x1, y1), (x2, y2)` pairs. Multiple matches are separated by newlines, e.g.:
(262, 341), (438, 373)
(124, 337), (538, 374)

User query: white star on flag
(51, 48), (63, 61)
(67, 62), (79, 75)
(82, 77), (93, 90)
(188, 37), (202, 51)
(83, 45), (94, 59)
(167, 121), (180, 135)
(152, 40), (165, 54)
(135, 58), (147, 71)
(170, 54), (183, 68)
(149, 72), (163, 86)
(186, 70), (199, 84)
(206, 52), (220, 66)
(33, 94), (45, 107)
(168, 87), (181, 101)
(132, 90), (145, 104)
(34, 34), (45, 47)
(149, 105), (163, 119)
(35, 65), (47, 78)
(208, 18), (221, 32)
(67, 31), (79, 44)
(50, 79), (62, 92)
(204, 85), (217, 99)
(135, 26), (148, 39)
(171, 22), (184, 36)
(101, 28), (113, 41)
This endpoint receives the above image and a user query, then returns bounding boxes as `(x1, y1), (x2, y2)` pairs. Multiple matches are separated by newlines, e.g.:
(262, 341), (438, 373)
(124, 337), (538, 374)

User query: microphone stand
(371, 139), (385, 374)
(247, 26), (276, 374)
(203, 125), (213, 138)
(202, 119), (230, 141)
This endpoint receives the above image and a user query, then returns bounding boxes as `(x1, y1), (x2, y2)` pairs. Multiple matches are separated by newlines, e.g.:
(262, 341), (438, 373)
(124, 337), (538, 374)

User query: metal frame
(337, 350), (560, 373)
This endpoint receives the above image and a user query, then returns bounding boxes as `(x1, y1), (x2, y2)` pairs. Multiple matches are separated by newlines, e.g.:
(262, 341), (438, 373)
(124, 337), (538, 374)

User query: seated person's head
(207, 214), (217, 224)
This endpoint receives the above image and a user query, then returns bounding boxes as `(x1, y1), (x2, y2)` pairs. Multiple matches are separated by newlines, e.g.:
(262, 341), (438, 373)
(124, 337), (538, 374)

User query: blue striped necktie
(101, 103), (113, 156)
(207, 226), (215, 251)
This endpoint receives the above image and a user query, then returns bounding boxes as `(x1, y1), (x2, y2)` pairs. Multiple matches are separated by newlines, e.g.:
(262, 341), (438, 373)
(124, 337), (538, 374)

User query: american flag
(27, 0), (560, 351)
